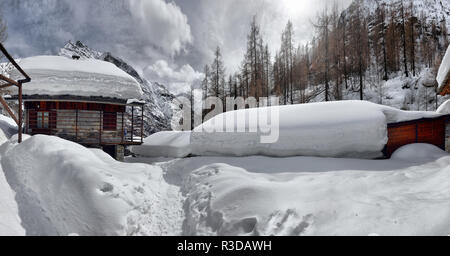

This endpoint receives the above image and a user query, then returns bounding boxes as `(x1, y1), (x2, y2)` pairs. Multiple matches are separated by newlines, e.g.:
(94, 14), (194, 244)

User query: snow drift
(0, 135), (182, 235)
(131, 131), (191, 158)
(0, 165), (24, 236)
(437, 99), (450, 114)
(178, 144), (450, 236)
(190, 101), (440, 158)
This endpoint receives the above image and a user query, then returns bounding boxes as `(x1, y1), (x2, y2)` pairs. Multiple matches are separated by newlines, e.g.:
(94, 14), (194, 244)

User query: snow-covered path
(125, 164), (184, 236)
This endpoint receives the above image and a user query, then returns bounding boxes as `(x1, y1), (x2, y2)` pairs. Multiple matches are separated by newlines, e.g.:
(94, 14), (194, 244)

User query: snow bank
(437, 99), (450, 114)
(179, 144), (450, 236)
(0, 166), (25, 236)
(0, 114), (24, 235)
(191, 101), (440, 158)
(10, 56), (143, 100)
(437, 45), (450, 92)
(131, 131), (191, 158)
(0, 115), (18, 143)
(0, 135), (180, 235)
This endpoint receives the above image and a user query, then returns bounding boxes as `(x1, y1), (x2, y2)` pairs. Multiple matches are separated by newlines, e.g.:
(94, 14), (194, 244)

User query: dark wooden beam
(0, 74), (19, 87)
(0, 43), (31, 83)
(18, 83), (22, 143)
(0, 95), (19, 125)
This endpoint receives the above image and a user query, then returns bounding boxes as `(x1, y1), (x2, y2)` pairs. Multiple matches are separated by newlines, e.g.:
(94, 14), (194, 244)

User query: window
(37, 112), (49, 129)
(103, 112), (117, 131)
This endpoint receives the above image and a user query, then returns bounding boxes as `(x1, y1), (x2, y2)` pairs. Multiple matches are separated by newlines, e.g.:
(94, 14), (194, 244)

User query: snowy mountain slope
(59, 41), (176, 135)
(305, 0), (450, 111)
(348, 0), (449, 28)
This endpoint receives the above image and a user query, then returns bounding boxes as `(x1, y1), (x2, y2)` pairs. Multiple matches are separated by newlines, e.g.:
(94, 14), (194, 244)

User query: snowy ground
(1, 107), (450, 235)
(0, 134), (184, 236)
(127, 144), (450, 236)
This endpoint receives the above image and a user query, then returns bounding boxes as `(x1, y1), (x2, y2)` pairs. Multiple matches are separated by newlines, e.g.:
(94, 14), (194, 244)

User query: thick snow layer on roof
(11, 56), (143, 100)
(190, 101), (441, 158)
(437, 99), (450, 114)
(131, 131), (191, 158)
(437, 46), (450, 92)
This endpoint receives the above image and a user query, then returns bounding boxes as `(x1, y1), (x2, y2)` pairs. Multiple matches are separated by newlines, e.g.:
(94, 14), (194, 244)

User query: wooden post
(99, 111), (103, 145)
(25, 108), (28, 134)
(75, 109), (78, 142)
(18, 83), (23, 143)
(121, 112), (124, 144)
(141, 106), (144, 143)
(131, 106), (134, 143)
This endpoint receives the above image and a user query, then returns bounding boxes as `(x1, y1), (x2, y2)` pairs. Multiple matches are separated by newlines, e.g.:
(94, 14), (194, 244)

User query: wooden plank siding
(25, 101), (143, 146)
(446, 116), (450, 153)
(384, 116), (447, 158)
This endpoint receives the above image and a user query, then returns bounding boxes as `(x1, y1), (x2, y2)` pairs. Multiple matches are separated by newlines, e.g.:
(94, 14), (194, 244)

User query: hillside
(304, 0), (450, 110)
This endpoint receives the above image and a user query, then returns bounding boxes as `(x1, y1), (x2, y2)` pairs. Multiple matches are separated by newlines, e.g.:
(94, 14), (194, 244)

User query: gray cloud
(1, 0), (353, 94)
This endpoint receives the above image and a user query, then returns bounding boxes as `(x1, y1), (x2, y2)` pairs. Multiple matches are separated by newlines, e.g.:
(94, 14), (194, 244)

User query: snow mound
(191, 101), (441, 158)
(437, 100), (450, 114)
(0, 135), (182, 235)
(0, 115), (18, 142)
(181, 144), (450, 236)
(131, 131), (191, 158)
(391, 143), (449, 161)
(0, 165), (24, 236)
(437, 45), (450, 92)
(10, 56), (143, 101)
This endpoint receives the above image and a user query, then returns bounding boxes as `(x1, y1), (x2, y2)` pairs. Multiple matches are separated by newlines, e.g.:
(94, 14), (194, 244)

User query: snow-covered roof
(437, 45), (450, 94)
(10, 56), (143, 101)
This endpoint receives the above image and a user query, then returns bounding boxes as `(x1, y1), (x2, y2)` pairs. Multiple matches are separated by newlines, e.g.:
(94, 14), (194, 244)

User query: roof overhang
(7, 94), (145, 106)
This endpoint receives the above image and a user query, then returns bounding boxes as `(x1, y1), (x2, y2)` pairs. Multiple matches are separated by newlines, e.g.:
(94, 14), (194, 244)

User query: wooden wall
(446, 117), (450, 153)
(385, 117), (446, 157)
(26, 101), (127, 145)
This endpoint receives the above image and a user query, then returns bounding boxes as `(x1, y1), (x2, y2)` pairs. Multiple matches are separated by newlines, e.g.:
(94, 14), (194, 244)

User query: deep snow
(0, 164), (24, 236)
(9, 56), (143, 101)
(0, 102), (449, 236)
(131, 131), (191, 158)
(437, 99), (450, 114)
(134, 101), (442, 159)
(0, 116), (24, 236)
(0, 135), (184, 236)
(161, 144), (450, 236)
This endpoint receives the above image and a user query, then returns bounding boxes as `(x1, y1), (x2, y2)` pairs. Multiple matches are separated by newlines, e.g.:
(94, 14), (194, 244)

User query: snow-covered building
(438, 45), (450, 96)
(10, 55), (145, 160)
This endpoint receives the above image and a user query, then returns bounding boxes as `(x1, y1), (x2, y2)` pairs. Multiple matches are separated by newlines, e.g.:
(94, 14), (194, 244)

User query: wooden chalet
(9, 55), (145, 161)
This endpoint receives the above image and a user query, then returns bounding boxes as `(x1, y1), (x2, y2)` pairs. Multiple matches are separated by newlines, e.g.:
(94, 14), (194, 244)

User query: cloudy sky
(1, 0), (352, 94)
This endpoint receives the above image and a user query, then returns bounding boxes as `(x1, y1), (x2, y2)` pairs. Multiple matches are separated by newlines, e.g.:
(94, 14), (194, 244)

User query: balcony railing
(26, 105), (144, 146)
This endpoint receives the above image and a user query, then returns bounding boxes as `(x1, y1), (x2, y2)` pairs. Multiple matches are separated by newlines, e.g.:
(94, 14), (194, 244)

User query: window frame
(103, 111), (117, 131)
(36, 111), (50, 129)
